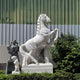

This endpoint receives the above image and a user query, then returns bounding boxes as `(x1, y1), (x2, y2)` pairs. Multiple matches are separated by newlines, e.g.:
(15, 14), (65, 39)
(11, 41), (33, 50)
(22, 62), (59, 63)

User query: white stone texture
(22, 63), (53, 73)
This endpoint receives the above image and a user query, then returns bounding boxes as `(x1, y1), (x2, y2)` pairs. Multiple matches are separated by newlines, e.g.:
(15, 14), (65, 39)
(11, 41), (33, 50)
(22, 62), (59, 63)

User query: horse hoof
(22, 64), (26, 67)
(36, 62), (39, 65)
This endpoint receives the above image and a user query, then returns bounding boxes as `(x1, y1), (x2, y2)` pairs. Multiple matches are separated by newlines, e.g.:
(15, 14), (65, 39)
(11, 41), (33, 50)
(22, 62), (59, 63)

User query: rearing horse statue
(19, 14), (58, 66)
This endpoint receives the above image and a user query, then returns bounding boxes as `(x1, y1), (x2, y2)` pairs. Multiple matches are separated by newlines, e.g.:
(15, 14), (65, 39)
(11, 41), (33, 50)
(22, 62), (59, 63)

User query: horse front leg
(49, 28), (58, 42)
(44, 45), (51, 63)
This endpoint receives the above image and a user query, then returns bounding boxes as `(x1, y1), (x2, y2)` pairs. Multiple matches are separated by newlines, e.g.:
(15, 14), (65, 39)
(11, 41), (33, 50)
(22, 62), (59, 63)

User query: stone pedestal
(22, 63), (53, 73)
(12, 71), (20, 74)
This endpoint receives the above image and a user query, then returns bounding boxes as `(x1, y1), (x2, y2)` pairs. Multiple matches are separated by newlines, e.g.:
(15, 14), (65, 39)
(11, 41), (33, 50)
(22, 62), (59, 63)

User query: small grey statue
(7, 40), (19, 60)
(6, 40), (20, 74)
(11, 56), (20, 74)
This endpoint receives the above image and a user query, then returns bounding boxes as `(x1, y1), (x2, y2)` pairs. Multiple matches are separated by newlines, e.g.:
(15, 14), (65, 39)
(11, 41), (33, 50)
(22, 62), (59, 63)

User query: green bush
(50, 33), (80, 73)
(0, 71), (73, 80)
(0, 70), (5, 74)
(73, 73), (80, 80)
(1, 71), (80, 80)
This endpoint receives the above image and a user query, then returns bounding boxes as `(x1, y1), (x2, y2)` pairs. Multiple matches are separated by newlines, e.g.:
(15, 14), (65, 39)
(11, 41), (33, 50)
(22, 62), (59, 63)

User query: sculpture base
(12, 71), (20, 74)
(21, 63), (53, 73)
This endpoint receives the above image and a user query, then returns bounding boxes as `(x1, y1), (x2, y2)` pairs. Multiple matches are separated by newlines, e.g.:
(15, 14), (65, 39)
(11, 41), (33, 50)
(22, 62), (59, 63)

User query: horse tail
(19, 44), (38, 64)
(19, 44), (29, 57)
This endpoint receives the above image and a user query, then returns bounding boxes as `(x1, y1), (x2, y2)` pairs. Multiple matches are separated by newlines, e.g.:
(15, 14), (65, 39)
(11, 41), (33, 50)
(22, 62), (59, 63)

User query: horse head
(37, 14), (51, 34)
(37, 14), (51, 23)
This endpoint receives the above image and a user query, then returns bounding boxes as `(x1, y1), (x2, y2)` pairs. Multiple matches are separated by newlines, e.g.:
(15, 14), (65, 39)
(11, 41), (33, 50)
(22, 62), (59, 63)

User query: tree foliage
(50, 33), (80, 73)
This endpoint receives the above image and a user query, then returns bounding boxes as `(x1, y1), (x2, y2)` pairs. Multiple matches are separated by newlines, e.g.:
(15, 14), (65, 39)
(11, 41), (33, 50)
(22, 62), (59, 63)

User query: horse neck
(37, 21), (46, 34)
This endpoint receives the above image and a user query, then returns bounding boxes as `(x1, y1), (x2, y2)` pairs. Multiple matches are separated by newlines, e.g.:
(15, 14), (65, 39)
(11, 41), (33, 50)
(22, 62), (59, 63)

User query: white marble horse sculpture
(19, 14), (58, 66)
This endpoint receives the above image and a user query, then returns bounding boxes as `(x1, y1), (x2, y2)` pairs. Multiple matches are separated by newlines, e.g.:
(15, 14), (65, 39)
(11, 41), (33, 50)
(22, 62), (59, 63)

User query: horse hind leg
(22, 56), (26, 67)
(29, 55), (38, 65)
(25, 50), (39, 65)
(21, 53), (30, 66)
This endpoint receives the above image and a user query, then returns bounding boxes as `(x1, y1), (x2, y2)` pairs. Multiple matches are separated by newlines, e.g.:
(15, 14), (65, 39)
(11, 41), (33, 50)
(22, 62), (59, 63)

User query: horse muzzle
(47, 19), (51, 23)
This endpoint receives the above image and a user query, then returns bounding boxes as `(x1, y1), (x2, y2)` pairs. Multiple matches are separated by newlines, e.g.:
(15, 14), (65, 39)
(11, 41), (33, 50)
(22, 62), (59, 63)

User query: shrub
(0, 70), (5, 74)
(73, 73), (80, 80)
(50, 33), (80, 73)
(0, 72), (73, 80)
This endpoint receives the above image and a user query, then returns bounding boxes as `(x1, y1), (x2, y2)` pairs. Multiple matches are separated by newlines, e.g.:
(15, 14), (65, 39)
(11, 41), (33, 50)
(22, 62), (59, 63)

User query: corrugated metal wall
(0, 25), (80, 46)
(0, 24), (37, 45)
(0, 0), (80, 46)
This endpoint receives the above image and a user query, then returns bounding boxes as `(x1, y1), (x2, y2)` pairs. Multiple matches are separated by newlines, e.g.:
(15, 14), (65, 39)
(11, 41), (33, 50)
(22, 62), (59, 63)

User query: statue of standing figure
(11, 56), (20, 74)
(6, 40), (20, 74)
(19, 14), (58, 67)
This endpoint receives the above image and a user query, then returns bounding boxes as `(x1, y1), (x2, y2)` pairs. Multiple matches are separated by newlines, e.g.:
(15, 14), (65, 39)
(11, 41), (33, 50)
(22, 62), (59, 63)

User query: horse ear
(44, 14), (47, 16)
(40, 13), (44, 15)
(40, 13), (43, 15)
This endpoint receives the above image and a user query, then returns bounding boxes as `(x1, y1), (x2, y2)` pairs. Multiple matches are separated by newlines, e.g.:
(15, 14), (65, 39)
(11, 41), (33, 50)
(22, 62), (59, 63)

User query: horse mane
(36, 15), (41, 34)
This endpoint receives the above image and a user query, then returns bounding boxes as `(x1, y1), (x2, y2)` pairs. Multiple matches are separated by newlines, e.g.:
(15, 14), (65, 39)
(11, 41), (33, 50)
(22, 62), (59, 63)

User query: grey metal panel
(27, 25), (30, 40)
(9, 24), (13, 42)
(3, 24), (6, 45)
(65, 25), (68, 35)
(34, 24), (37, 36)
(0, 26), (1, 45)
(16, 24), (20, 44)
(6, 24), (9, 45)
(13, 25), (17, 41)
(20, 24), (23, 44)
(75, 25), (78, 37)
(0, 24), (80, 46)
(71, 25), (74, 36)
(23, 24), (26, 43)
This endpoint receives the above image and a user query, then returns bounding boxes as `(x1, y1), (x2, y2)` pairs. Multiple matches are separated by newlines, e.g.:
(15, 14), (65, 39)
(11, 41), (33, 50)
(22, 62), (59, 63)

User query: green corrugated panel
(54, 0), (57, 25)
(69, 0), (71, 24)
(62, 0), (64, 25)
(17, 0), (19, 24)
(79, 0), (80, 24)
(73, 0), (74, 24)
(76, 0), (78, 24)
(64, 0), (68, 24)
(0, 0), (80, 24)
(1, 0), (3, 23)
(51, 0), (54, 25)
(57, 0), (60, 25)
